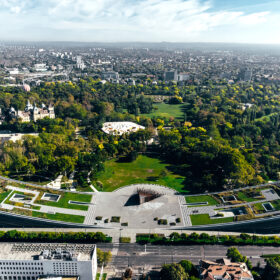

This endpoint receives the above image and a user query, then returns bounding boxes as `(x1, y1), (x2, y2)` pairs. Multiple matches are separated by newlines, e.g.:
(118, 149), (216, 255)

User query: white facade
(102, 121), (145, 135)
(0, 244), (97, 280)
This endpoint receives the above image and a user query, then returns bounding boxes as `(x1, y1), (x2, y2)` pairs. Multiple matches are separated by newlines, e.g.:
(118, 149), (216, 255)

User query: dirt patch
(147, 169), (154, 173)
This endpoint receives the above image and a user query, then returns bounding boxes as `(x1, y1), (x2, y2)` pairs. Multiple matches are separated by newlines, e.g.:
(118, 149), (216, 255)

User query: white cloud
(0, 0), (276, 43)
(238, 11), (269, 25)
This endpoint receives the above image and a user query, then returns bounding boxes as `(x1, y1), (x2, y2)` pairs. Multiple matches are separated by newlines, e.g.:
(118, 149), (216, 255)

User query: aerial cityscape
(0, 0), (280, 279)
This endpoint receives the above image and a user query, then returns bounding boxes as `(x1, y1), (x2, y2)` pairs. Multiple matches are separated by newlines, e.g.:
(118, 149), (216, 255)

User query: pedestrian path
(178, 196), (192, 226)
(84, 194), (98, 225)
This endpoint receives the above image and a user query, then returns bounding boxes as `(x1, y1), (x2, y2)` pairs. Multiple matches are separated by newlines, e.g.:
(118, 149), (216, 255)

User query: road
(97, 243), (279, 270)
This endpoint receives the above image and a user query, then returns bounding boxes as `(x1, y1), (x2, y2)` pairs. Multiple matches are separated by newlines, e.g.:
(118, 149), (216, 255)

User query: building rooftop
(0, 243), (95, 261)
(37, 276), (79, 280)
(102, 121), (145, 135)
(200, 259), (253, 280)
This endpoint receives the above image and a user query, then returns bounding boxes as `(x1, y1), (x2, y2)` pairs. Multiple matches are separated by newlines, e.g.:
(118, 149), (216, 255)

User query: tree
(97, 248), (112, 267)
(160, 263), (188, 280)
(263, 257), (280, 280)
(179, 260), (198, 277)
(123, 267), (133, 280)
(226, 247), (246, 262)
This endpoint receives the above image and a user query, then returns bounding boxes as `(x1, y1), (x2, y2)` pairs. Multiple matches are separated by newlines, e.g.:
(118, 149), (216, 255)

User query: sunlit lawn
(35, 192), (92, 211)
(185, 195), (218, 206)
(190, 214), (234, 226)
(96, 155), (187, 193)
(32, 211), (85, 223)
(141, 103), (184, 119)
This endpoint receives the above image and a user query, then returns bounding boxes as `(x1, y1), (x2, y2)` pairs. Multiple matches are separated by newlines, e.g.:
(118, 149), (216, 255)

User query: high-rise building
(76, 56), (85, 70)
(243, 69), (252, 82)
(0, 243), (97, 280)
(164, 70), (178, 81)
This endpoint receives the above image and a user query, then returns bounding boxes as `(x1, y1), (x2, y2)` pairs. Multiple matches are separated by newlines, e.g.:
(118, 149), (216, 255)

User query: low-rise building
(0, 132), (39, 143)
(199, 258), (254, 280)
(102, 121), (145, 135)
(0, 243), (97, 280)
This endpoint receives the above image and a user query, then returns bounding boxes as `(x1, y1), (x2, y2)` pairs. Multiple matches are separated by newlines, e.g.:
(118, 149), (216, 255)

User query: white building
(102, 121), (145, 135)
(0, 243), (97, 280)
(178, 72), (190, 81)
(38, 277), (78, 280)
(0, 132), (39, 144)
(34, 64), (48, 72)
(76, 56), (85, 70)
(101, 71), (119, 81)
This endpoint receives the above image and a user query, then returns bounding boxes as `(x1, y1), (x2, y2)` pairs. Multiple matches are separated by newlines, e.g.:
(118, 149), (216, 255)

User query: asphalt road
(97, 243), (280, 269)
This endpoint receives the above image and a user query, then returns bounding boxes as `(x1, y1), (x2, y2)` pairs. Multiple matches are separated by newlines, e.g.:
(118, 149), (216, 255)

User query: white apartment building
(0, 243), (97, 280)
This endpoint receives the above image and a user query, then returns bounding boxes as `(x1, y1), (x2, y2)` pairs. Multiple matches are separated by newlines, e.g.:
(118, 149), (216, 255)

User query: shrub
(158, 219), (168, 225)
(176, 218), (181, 223)
(96, 216), (103, 220)
(121, 222), (128, 226)
(120, 237), (131, 243)
(111, 216), (120, 223)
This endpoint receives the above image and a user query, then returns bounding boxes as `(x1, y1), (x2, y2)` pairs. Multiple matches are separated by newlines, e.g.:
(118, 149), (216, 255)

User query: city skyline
(0, 0), (279, 44)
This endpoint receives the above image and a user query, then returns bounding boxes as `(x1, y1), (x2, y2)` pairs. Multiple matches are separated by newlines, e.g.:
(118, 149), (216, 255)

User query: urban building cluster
(1, 42), (280, 88)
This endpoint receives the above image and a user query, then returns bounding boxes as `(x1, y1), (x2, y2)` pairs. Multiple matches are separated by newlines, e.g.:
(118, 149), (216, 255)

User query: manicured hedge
(119, 237), (131, 243)
(0, 230), (112, 243)
(136, 232), (280, 246)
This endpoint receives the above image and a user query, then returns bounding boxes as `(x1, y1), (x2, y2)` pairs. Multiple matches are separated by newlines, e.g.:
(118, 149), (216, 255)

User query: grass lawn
(96, 155), (186, 192)
(271, 200), (280, 211)
(252, 202), (265, 214)
(185, 195), (218, 206)
(141, 103), (184, 119)
(96, 273), (107, 280)
(236, 191), (262, 202)
(35, 192), (92, 211)
(191, 214), (234, 226)
(32, 211), (85, 223)
(0, 190), (12, 203)
(261, 254), (280, 258)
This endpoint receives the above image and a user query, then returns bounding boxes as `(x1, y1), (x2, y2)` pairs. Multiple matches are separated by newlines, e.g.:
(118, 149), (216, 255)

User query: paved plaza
(1, 181), (280, 229)
(91, 184), (183, 228)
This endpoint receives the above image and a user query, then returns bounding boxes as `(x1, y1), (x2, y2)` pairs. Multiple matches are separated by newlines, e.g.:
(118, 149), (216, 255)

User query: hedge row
(136, 232), (280, 246)
(0, 230), (112, 243)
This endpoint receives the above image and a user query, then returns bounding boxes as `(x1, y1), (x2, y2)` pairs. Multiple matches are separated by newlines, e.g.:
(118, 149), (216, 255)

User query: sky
(0, 0), (279, 44)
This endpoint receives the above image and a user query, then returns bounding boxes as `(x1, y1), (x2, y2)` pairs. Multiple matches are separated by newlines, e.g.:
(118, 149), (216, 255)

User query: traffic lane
(112, 255), (265, 267)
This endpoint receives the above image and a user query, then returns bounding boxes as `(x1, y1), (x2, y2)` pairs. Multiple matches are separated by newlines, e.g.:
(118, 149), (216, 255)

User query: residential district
(1, 42), (280, 279)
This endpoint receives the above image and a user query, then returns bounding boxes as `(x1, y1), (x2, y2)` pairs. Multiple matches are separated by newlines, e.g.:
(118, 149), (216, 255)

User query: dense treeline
(0, 117), (151, 186)
(136, 232), (280, 246)
(0, 230), (112, 243)
(1, 79), (280, 191)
